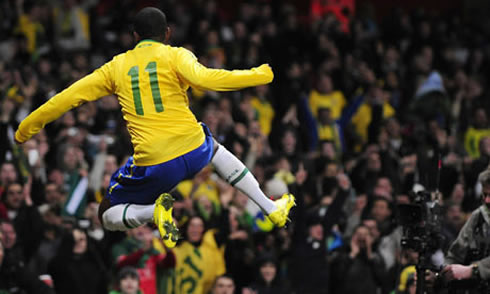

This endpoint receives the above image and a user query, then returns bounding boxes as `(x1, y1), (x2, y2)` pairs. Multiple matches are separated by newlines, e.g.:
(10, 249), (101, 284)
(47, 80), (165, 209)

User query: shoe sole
(154, 193), (179, 247)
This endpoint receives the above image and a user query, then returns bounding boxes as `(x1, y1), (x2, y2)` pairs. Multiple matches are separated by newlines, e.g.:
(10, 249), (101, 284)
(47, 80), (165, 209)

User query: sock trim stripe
(230, 168), (249, 186)
(122, 204), (133, 229)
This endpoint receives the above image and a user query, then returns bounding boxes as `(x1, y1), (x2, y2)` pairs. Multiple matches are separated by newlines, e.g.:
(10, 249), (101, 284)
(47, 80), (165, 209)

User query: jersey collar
(136, 39), (162, 48)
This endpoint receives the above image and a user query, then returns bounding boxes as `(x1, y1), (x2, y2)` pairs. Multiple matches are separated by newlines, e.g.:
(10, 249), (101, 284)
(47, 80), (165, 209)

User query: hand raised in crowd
(337, 173), (351, 191)
(365, 231), (373, 259)
(349, 233), (360, 259)
(23, 175), (33, 207)
(295, 163), (308, 186)
(0, 98), (15, 123)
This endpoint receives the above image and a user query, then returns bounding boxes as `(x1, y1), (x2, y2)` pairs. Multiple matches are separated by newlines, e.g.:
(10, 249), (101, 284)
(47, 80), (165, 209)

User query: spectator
(173, 214), (228, 294)
(112, 225), (175, 294)
(0, 2), (489, 294)
(0, 220), (54, 294)
(52, 0), (92, 51)
(330, 224), (387, 294)
(309, 73), (346, 121)
(48, 227), (108, 294)
(211, 275), (235, 294)
(0, 182), (44, 262)
(247, 255), (291, 294)
(109, 266), (143, 294)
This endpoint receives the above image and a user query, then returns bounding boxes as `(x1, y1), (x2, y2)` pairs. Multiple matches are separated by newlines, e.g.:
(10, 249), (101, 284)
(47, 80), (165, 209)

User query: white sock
(102, 203), (155, 231)
(211, 145), (276, 214)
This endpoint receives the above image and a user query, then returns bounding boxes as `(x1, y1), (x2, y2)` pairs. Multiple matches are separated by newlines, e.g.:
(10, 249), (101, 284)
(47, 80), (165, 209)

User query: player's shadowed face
(187, 217), (204, 243)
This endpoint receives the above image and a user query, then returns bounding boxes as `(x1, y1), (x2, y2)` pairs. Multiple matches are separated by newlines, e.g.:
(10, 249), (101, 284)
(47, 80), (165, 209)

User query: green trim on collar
(136, 39), (162, 47)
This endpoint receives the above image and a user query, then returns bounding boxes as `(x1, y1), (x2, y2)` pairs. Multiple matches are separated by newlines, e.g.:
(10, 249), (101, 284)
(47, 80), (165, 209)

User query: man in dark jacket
(329, 224), (387, 294)
(289, 173), (351, 294)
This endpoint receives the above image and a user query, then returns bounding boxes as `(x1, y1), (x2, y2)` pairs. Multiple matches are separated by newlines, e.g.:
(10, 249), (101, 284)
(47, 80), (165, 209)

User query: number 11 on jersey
(128, 61), (164, 115)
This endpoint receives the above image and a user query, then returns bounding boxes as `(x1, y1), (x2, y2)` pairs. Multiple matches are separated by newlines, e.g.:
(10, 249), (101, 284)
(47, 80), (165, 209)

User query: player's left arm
(15, 60), (115, 144)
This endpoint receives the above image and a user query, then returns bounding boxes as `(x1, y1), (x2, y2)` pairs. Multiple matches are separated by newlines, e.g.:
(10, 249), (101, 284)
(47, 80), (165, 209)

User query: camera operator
(440, 169), (490, 293)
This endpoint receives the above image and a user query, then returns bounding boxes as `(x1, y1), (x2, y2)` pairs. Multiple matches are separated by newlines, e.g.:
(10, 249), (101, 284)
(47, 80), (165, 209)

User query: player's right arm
(174, 47), (273, 91)
(15, 60), (115, 144)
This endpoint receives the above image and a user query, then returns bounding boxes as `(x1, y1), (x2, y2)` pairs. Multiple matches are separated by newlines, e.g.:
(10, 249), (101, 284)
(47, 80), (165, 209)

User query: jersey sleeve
(173, 47), (273, 91)
(15, 60), (115, 143)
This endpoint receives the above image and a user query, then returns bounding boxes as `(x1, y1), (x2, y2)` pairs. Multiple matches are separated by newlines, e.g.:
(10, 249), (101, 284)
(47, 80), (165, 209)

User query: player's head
(133, 7), (170, 43)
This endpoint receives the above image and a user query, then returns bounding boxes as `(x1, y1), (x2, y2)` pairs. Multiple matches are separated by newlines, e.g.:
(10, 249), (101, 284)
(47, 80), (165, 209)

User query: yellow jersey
(464, 127), (490, 158)
(309, 90), (346, 120)
(172, 230), (225, 294)
(351, 101), (395, 144)
(250, 96), (274, 136)
(15, 39), (274, 166)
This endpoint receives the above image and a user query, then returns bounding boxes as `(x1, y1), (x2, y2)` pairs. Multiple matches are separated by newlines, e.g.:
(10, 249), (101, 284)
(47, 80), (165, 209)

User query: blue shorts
(106, 124), (214, 206)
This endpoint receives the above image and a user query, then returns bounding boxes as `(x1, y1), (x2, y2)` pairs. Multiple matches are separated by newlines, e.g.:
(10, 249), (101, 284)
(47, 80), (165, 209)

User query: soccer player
(14, 7), (295, 248)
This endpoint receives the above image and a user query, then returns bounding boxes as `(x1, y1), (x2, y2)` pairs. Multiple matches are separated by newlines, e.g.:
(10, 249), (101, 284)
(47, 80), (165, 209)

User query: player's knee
(101, 210), (118, 231)
(98, 198), (112, 229)
(212, 137), (220, 155)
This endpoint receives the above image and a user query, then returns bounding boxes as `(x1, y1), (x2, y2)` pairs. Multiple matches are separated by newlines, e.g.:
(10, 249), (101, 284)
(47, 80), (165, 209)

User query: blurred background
(0, 0), (490, 293)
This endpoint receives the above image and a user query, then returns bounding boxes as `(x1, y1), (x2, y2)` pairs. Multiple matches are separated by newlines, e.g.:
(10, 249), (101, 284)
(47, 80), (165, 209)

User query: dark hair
(133, 7), (168, 41)
(212, 274), (234, 288)
(117, 266), (140, 282)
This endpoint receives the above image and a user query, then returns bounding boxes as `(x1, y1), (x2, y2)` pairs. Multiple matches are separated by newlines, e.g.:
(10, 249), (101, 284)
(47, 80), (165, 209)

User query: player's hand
(442, 264), (472, 281)
(255, 64), (274, 80)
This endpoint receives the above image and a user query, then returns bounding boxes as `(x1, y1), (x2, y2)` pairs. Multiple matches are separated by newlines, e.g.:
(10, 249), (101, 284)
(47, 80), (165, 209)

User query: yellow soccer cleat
(154, 193), (179, 248)
(267, 193), (296, 228)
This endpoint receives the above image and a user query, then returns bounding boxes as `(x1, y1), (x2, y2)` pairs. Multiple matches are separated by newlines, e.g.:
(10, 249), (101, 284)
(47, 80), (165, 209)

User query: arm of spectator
(116, 249), (146, 268)
(0, 98), (15, 158)
(19, 196), (45, 262)
(156, 250), (176, 269)
(367, 102), (383, 145)
(174, 47), (273, 91)
(17, 266), (56, 294)
(297, 94), (318, 151)
(289, 163), (310, 244)
(15, 60), (115, 144)
(214, 206), (231, 247)
(88, 150), (107, 191)
(322, 174), (351, 234)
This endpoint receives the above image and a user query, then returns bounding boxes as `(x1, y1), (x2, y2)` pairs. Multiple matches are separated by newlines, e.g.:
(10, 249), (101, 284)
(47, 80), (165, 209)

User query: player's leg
(97, 156), (183, 247)
(210, 138), (295, 227)
(98, 197), (155, 231)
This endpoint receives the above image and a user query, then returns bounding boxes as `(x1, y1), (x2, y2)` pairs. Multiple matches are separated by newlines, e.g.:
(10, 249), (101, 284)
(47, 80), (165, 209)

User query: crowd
(1, 0), (490, 293)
